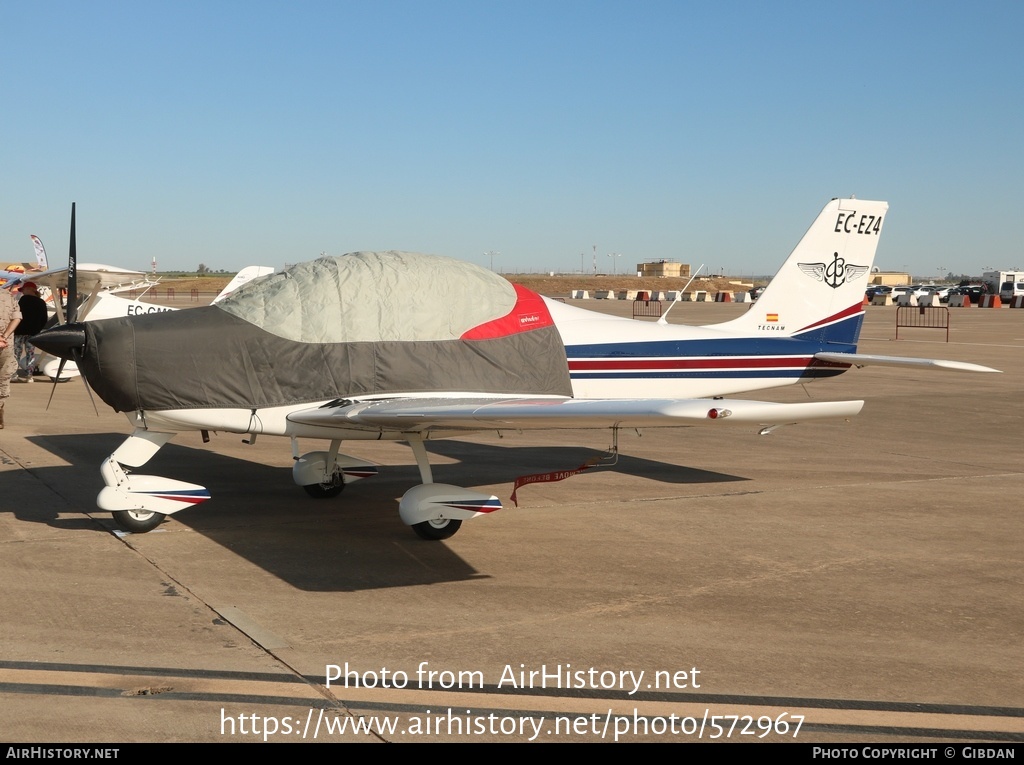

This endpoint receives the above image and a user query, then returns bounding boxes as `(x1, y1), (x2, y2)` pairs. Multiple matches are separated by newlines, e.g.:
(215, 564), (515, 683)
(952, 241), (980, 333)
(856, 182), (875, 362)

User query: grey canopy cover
(80, 252), (573, 412)
(217, 251), (517, 343)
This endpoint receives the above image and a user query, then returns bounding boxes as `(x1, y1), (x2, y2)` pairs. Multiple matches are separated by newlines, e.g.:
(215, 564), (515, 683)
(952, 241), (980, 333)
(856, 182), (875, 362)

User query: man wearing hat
(12, 281), (48, 383)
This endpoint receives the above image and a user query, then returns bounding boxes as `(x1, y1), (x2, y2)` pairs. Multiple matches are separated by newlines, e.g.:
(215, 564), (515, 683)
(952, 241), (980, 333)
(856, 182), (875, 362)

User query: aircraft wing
(287, 396), (865, 433)
(1, 270), (25, 288)
(814, 352), (1000, 374)
(24, 263), (148, 292)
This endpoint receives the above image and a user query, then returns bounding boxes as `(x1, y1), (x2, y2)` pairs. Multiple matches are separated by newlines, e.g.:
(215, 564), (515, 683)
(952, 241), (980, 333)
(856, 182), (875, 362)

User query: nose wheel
(302, 472), (345, 498)
(111, 509), (166, 533)
(411, 518), (462, 540)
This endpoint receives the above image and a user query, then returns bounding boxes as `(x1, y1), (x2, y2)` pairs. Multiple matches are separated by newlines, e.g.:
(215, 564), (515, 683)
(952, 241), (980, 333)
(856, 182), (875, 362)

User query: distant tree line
(152, 267), (231, 277)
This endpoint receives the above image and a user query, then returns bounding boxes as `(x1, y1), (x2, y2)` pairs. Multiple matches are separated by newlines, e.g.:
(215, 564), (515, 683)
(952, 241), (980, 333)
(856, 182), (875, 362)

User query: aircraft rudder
(711, 198), (888, 341)
(763, 197), (887, 309)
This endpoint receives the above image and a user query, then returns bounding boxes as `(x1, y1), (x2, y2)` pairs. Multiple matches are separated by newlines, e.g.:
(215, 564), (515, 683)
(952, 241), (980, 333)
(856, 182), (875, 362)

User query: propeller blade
(67, 202), (77, 324)
(45, 357), (68, 411)
(42, 203), (85, 412)
(73, 349), (99, 416)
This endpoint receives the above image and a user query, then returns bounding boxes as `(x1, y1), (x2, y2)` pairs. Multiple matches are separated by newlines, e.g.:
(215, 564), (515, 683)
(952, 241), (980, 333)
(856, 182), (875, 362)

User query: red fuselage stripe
(568, 356), (818, 371)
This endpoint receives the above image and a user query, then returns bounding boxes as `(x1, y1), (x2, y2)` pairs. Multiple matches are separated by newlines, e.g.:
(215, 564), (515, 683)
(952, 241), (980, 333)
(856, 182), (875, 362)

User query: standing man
(0, 286), (23, 428)
(13, 282), (47, 382)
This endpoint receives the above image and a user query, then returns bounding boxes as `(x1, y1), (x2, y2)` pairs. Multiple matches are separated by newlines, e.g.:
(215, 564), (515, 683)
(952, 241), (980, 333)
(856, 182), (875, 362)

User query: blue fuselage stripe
(564, 313), (863, 360)
(566, 338), (855, 359)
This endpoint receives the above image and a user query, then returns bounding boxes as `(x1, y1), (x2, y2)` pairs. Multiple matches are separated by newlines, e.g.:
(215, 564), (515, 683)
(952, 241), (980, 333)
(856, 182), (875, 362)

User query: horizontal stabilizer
(288, 396), (865, 432)
(815, 352), (1001, 374)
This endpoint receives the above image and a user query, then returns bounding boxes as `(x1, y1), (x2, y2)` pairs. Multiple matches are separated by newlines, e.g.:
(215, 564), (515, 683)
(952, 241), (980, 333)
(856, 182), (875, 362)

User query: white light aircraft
(26, 264), (273, 380)
(34, 199), (998, 540)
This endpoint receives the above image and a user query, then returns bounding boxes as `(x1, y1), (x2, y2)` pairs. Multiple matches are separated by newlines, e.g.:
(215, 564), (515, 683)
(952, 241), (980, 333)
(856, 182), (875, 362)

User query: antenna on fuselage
(657, 263), (704, 325)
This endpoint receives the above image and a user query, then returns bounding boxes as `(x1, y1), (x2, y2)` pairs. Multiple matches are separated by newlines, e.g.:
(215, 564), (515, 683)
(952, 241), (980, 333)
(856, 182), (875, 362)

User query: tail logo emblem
(798, 253), (869, 289)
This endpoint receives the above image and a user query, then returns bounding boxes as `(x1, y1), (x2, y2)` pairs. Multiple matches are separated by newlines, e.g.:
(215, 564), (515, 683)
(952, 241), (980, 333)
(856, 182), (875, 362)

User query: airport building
(868, 271), (911, 286)
(636, 259), (691, 278)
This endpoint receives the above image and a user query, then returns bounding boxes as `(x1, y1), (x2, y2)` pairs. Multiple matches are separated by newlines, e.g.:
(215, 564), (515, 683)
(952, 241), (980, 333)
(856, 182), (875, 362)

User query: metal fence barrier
(632, 299), (663, 318)
(896, 306), (950, 342)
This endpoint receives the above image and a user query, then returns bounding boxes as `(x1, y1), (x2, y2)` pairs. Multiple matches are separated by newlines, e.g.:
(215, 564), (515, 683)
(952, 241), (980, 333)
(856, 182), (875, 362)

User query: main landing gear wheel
(303, 474), (345, 498)
(111, 509), (166, 533)
(411, 518), (462, 540)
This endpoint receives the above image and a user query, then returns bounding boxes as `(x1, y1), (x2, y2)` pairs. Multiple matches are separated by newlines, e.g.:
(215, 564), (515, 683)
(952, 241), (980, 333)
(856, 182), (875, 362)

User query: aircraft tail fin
(212, 266), (275, 303)
(709, 198), (887, 347)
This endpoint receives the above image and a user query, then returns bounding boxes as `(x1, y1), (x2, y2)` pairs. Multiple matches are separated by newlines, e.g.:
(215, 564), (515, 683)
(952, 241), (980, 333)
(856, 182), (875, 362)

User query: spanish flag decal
(766, 313), (779, 322)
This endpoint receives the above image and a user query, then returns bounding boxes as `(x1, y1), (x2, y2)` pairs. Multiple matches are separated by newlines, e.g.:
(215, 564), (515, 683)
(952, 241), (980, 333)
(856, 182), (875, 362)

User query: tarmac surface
(0, 300), (1021, 743)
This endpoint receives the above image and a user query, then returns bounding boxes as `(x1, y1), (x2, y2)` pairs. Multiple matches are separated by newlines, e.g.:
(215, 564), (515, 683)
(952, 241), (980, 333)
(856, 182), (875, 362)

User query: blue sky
(2, 1), (1021, 277)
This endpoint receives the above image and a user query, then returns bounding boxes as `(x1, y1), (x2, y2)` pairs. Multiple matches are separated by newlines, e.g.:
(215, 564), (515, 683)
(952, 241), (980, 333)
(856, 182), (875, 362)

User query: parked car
(917, 285), (952, 303)
(949, 284), (987, 302)
(891, 285), (929, 302)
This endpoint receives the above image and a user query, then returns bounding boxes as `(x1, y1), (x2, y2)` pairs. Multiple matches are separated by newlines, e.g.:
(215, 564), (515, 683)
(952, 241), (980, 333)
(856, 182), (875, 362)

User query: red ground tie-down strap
(510, 452), (613, 507)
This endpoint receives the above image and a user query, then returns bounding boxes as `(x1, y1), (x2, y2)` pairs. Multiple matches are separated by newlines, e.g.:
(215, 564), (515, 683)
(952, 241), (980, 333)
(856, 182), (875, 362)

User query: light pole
(484, 251), (500, 272)
(607, 252), (621, 275)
